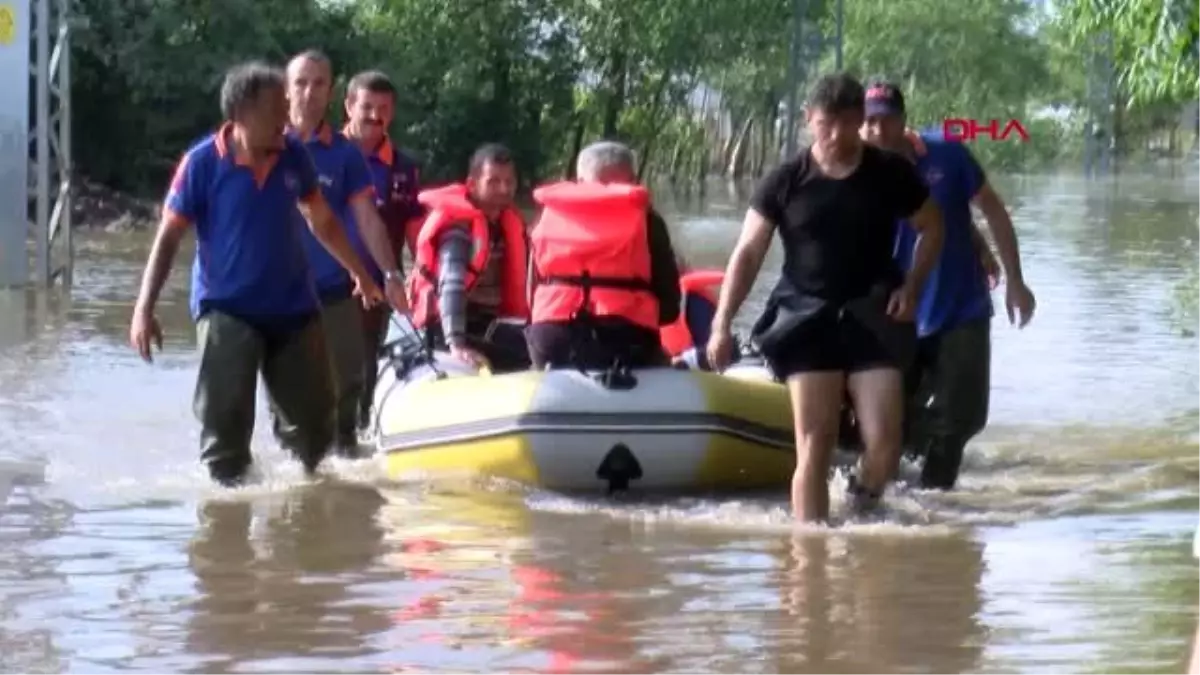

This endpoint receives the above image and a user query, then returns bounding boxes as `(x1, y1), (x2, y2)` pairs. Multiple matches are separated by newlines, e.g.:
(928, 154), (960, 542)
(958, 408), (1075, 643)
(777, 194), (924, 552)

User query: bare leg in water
(785, 371), (845, 522)
(846, 367), (905, 504)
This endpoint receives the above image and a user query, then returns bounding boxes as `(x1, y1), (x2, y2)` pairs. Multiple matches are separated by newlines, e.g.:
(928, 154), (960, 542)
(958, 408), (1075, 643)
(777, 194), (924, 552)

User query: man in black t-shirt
(705, 73), (944, 523)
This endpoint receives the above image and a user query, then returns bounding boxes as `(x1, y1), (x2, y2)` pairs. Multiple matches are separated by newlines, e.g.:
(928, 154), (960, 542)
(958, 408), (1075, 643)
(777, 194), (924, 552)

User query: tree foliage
(832, 0), (1057, 168)
(1055, 0), (1199, 105)
(66, 0), (1196, 199)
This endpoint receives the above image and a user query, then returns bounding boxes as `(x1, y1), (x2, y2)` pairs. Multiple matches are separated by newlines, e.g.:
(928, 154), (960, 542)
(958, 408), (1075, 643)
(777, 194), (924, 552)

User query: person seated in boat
(406, 143), (533, 373)
(524, 141), (682, 371)
(661, 267), (727, 370)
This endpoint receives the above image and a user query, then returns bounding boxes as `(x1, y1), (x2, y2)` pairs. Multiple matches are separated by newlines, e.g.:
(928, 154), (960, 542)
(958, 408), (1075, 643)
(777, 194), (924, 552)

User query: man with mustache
(284, 50), (409, 457)
(407, 144), (532, 372)
(128, 61), (383, 486)
(342, 69), (425, 432)
(343, 70), (425, 266)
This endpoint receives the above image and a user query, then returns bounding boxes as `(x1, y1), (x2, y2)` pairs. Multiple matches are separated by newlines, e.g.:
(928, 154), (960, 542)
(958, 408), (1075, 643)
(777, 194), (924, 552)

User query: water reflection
(0, 286), (82, 346)
(0, 290), (33, 350)
(378, 488), (544, 670)
(378, 488), (664, 673)
(184, 482), (390, 672)
(772, 532), (986, 673)
(0, 484), (72, 674)
(504, 515), (682, 673)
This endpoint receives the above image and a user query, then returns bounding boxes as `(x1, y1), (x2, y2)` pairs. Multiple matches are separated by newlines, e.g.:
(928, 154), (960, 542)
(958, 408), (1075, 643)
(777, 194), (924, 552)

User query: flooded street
(1, 171), (1197, 673)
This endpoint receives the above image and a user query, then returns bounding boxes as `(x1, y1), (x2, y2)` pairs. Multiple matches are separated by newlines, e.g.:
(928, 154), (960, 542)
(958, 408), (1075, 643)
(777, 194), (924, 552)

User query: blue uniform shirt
(893, 129), (994, 337)
(290, 122), (378, 296)
(357, 134), (423, 264)
(165, 124), (321, 327)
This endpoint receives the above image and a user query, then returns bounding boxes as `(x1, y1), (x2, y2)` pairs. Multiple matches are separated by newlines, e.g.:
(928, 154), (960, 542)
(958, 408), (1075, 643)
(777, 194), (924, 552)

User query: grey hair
(220, 61), (286, 121)
(576, 141), (637, 181)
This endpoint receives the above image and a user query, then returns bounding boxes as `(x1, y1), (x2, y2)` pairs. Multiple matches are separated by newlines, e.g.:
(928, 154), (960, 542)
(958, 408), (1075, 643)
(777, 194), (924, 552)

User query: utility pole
(835, 0), (844, 70)
(1084, 29), (1115, 177)
(782, 0), (806, 157)
(0, 0), (73, 288)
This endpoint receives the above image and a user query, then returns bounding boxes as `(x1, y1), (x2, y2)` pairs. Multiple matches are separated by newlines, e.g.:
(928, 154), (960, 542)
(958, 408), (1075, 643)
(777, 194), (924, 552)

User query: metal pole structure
(48, 0), (71, 286)
(28, 0), (70, 288)
(1084, 29), (1116, 178)
(0, 0), (31, 287)
(834, 0), (844, 70)
(58, 0), (71, 287)
(35, 0), (49, 285)
(1087, 32), (1116, 233)
(1103, 29), (1116, 176)
(1083, 49), (1095, 176)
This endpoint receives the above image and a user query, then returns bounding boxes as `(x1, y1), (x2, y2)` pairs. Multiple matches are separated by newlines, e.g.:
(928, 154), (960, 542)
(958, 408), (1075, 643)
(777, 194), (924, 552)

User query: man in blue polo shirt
(861, 79), (1037, 490)
(128, 61), (383, 486)
(342, 69), (425, 434)
(284, 50), (410, 457)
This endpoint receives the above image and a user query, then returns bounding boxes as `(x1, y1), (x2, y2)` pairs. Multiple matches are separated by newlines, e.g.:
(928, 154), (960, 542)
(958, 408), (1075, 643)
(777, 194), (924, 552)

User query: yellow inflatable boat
(370, 322), (795, 494)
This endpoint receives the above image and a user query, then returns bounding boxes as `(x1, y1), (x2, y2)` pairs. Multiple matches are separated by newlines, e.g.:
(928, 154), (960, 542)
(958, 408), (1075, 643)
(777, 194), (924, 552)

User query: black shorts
(766, 309), (914, 379)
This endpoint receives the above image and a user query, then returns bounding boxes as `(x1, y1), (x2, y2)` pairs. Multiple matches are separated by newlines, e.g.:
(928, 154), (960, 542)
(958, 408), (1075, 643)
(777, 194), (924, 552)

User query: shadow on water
(0, 169), (1197, 673)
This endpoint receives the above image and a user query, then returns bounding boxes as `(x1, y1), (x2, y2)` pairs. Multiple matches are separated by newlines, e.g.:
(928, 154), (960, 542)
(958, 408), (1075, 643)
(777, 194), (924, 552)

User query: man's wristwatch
(383, 269), (403, 284)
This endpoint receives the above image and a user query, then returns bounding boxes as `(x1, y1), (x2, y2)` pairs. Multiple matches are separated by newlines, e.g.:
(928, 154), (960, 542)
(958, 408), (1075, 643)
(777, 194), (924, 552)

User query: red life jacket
(529, 181), (658, 331)
(406, 183), (530, 329)
(660, 269), (724, 357)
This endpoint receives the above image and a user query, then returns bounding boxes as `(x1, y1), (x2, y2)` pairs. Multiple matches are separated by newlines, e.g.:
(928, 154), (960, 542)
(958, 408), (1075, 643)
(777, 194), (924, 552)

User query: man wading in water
(342, 69), (425, 435)
(129, 61), (382, 486)
(706, 73), (944, 522)
(284, 50), (409, 457)
(860, 79), (1036, 490)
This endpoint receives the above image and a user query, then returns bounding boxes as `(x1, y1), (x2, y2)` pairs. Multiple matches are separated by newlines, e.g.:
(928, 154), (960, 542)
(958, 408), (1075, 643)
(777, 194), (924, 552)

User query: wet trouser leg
(901, 344), (935, 458)
(194, 311), (262, 486)
(262, 314), (337, 473)
(912, 317), (991, 490)
(316, 296), (367, 453)
(358, 304), (389, 433)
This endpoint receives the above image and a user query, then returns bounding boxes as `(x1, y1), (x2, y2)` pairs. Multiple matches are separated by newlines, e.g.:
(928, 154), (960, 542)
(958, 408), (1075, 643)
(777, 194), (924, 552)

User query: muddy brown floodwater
(1, 171), (1198, 674)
